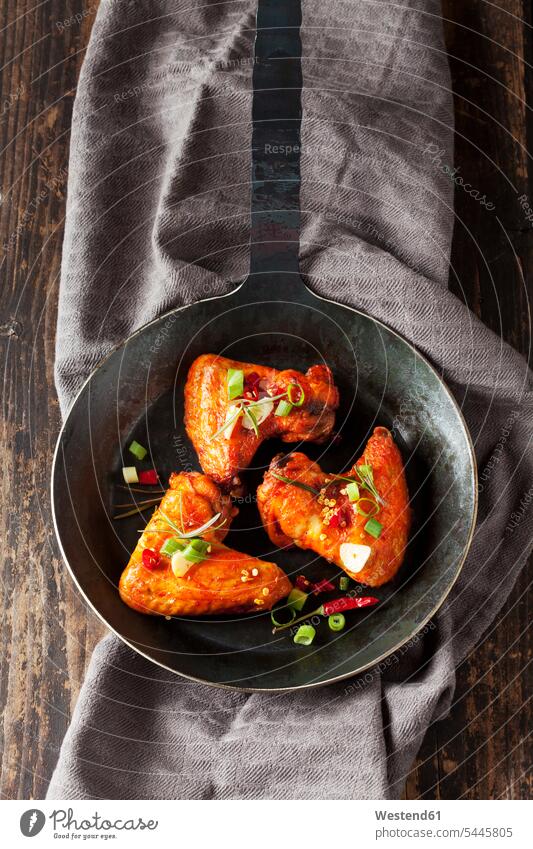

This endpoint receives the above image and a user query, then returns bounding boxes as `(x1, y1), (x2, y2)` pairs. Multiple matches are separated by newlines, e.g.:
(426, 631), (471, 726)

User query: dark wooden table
(1, 1), (531, 799)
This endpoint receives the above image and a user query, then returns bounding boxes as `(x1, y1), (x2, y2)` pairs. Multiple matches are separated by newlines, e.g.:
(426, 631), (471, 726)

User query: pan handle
(249, 0), (302, 278)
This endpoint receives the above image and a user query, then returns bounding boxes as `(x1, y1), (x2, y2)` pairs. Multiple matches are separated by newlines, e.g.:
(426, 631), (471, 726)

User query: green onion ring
(355, 497), (379, 518)
(270, 605), (296, 628)
(328, 613), (346, 632)
(287, 382), (305, 407)
(293, 624), (316, 646)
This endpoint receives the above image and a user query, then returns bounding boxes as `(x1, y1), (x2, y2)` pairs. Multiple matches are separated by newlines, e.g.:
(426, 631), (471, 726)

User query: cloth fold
(48, 0), (532, 799)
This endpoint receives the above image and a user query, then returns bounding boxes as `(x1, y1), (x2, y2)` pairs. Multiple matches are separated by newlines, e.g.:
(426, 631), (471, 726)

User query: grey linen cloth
(48, 0), (532, 799)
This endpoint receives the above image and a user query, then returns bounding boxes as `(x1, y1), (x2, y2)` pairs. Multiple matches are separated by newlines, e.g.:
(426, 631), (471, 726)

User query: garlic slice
(241, 399), (274, 430)
(171, 550), (191, 578)
(222, 403), (242, 439)
(339, 543), (372, 577)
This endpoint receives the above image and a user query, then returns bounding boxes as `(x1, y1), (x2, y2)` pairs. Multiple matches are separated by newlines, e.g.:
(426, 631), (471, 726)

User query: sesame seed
(254, 598), (264, 605)
(262, 587), (269, 596)
(251, 568), (259, 576)
(319, 533), (326, 541)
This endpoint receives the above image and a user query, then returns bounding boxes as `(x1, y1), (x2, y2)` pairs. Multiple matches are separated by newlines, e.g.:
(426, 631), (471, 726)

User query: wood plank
(0, 0), (104, 800)
(405, 0), (532, 800)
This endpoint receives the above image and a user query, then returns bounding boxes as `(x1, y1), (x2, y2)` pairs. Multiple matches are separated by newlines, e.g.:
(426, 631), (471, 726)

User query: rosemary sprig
(323, 474), (359, 487)
(178, 491), (185, 535)
(210, 392), (291, 441)
(114, 497), (163, 508)
(159, 509), (226, 539)
(114, 503), (160, 520)
(243, 405), (259, 437)
(116, 484), (165, 493)
(355, 464), (385, 506)
(159, 510), (183, 536)
(210, 404), (243, 441)
(271, 472), (320, 496)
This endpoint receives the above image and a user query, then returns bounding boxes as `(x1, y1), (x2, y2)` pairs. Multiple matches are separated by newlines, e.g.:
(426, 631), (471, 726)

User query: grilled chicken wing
(257, 427), (410, 587)
(119, 472), (292, 616)
(184, 354), (339, 489)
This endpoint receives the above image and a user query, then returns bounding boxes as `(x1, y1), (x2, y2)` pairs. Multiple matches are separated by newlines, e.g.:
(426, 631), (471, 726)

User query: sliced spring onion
(160, 537), (185, 557)
(183, 537), (210, 563)
(287, 382), (305, 407)
(293, 624), (316, 646)
(339, 576), (350, 591)
(242, 405), (259, 437)
(328, 613), (346, 631)
(270, 605), (296, 628)
(129, 440), (147, 461)
(122, 466), (139, 484)
(271, 472), (319, 496)
(355, 497), (379, 518)
(227, 368), (244, 400)
(345, 481), (360, 502)
(364, 517), (383, 539)
(287, 587), (308, 612)
(275, 399), (293, 417)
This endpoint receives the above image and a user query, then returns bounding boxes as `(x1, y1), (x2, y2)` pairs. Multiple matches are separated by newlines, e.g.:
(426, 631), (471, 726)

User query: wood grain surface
(0, 0), (531, 799)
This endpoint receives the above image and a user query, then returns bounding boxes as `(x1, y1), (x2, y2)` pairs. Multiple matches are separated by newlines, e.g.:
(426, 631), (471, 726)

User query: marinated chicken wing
(119, 472), (292, 616)
(184, 354), (339, 489)
(257, 427), (410, 587)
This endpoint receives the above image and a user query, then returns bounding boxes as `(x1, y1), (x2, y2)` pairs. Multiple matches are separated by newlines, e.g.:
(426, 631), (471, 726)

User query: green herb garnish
(287, 382), (305, 407)
(364, 517), (383, 539)
(160, 537), (185, 557)
(345, 481), (360, 502)
(271, 472), (320, 496)
(275, 399), (293, 417)
(355, 464), (385, 506)
(293, 624), (316, 646)
(243, 405), (259, 437)
(227, 368), (244, 400)
(129, 440), (148, 461)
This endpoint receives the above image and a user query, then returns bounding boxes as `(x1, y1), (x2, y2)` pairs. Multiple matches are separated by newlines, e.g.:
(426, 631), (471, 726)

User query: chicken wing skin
(184, 354), (339, 489)
(119, 472), (292, 616)
(257, 427), (411, 587)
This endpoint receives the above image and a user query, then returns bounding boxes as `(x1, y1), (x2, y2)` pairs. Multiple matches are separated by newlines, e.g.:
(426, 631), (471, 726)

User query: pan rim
(51, 279), (478, 692)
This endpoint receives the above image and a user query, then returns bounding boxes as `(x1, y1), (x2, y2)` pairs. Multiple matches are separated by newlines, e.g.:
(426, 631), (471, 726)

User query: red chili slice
(328, 505), (352, 529)
(295, 575), (312, 592)
(142, 548), (161, 570)
(312, 578), (335, 596)
(243, 372), (261, 401)
(139, 469), (159, 485)
(321, 596), (379, 616)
